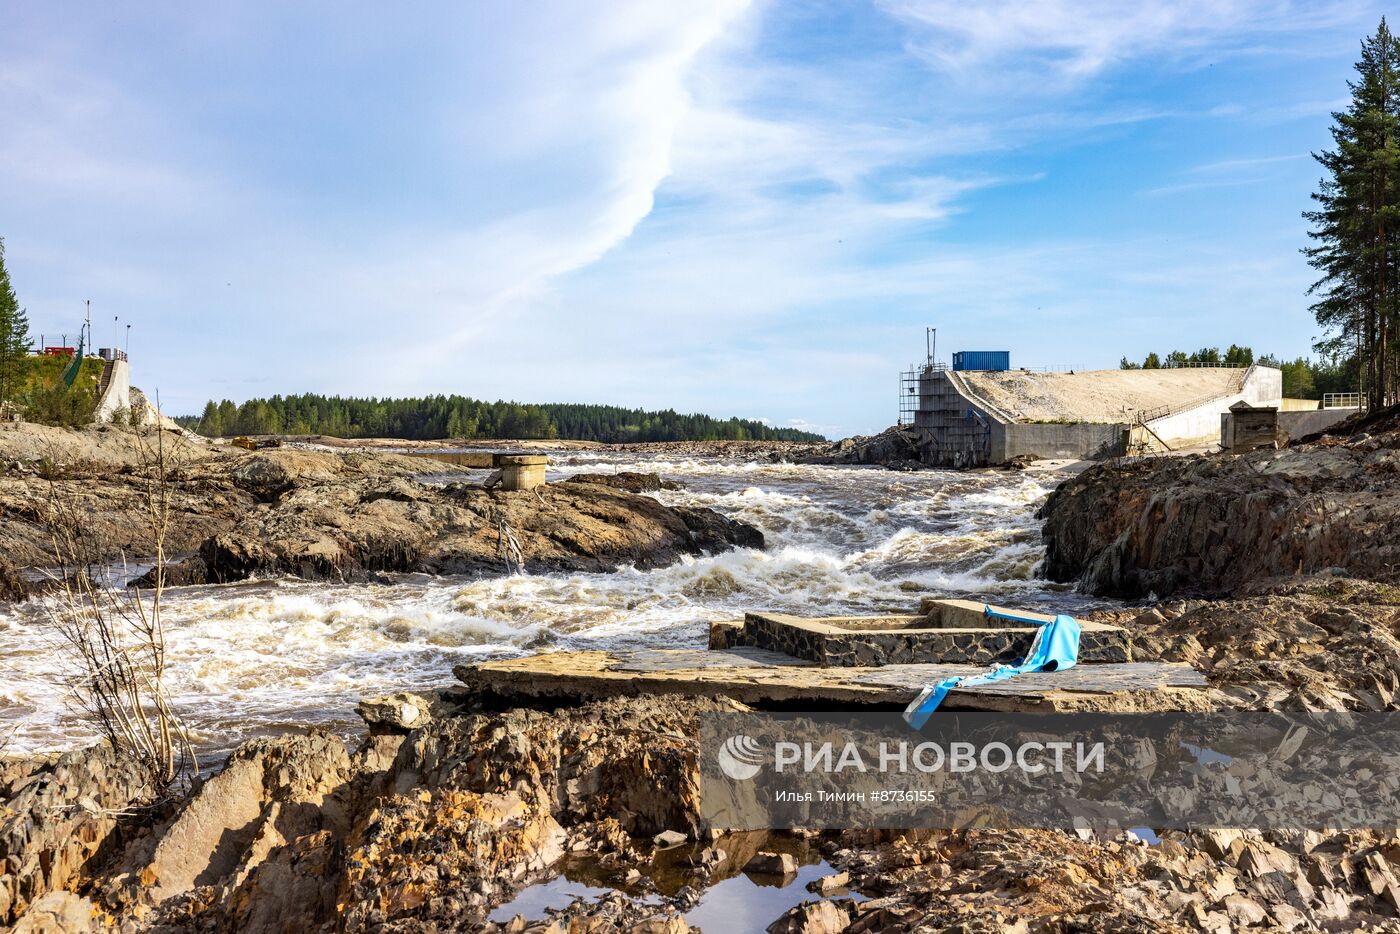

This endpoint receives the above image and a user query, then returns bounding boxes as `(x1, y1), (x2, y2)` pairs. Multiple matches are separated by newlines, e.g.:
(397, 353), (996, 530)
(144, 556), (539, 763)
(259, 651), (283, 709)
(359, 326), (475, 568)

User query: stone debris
(808, 870), (851, 895)
(745, 851), (800, 876)
(356, 692), (433, 734)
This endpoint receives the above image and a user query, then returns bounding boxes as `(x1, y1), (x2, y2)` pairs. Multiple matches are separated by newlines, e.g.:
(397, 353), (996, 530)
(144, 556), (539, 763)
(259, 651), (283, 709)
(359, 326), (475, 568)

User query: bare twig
(38, 417), (198, 791)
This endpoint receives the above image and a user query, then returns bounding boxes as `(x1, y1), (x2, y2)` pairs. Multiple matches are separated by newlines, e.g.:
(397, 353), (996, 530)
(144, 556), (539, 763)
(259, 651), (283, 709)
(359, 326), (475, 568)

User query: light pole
(125, 324), (131, 359)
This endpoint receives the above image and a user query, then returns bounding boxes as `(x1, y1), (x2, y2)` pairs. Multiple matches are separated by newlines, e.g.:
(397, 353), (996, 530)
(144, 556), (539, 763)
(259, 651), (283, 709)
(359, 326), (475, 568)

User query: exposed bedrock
(199, 475), (763, 584)
(1039, 413), (1400, 598)
(0, 430), (764, 596)
(1, 696), (717, 932)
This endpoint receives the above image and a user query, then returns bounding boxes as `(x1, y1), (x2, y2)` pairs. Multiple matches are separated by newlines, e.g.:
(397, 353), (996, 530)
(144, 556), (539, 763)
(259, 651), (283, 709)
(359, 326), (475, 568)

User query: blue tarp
(903, 606), (1081, 729)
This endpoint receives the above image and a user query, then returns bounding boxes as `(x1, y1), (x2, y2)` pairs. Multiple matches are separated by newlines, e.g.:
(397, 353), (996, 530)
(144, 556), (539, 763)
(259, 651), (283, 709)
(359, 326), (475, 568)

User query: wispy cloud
(0, 0), (1377, 435)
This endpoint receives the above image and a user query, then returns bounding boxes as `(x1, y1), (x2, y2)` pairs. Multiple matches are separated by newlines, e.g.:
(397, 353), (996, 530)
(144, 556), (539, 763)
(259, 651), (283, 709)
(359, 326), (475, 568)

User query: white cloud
(876, 0), (1369, 84)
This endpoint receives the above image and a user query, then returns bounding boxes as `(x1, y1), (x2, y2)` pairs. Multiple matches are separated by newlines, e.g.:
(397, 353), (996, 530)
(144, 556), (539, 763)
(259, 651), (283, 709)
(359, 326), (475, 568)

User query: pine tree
(0, 238), (34, 405)
(1306, 18), (1400, 410)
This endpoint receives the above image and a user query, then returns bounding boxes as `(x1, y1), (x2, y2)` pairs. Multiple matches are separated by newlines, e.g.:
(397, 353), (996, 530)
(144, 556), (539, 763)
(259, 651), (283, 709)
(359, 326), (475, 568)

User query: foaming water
(0, 455), (1103, 754)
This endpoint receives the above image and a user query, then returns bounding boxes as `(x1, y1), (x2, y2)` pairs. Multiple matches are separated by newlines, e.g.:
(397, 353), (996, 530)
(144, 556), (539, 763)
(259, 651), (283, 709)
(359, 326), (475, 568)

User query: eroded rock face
(200, 475), (764, 584)
(1039, 419), (1400, 598)
(12, 691), (1400, 931)
(564, 472), (681, 493)
(0, 746), (153, 927)
(0, 436), (765, 598)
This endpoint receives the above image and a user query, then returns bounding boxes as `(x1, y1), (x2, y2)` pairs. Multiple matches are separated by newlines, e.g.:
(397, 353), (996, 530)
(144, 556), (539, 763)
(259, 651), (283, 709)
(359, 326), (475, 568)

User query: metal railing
(1322, 392), (1362, 409)
(1160, 361), (1248, 369)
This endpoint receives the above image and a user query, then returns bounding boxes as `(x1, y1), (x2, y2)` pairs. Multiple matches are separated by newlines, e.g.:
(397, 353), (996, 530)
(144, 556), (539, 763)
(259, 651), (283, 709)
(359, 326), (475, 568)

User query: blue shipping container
(952, 351), (1010, 372)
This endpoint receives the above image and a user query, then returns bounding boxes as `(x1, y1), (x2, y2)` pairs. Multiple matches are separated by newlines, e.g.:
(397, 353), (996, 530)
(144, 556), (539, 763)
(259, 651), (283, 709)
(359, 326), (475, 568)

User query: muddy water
(0, 455), (1106, 754)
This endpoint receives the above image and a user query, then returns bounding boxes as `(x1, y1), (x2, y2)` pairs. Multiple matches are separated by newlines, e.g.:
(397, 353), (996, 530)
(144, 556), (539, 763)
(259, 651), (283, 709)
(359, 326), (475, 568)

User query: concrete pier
(499, 454), (547, 490)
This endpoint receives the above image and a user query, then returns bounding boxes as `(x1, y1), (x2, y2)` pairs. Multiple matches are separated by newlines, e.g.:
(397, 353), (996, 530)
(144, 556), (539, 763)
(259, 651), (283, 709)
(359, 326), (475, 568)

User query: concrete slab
(711, 606), (1132, 667)
(452, 649), (1208, 713)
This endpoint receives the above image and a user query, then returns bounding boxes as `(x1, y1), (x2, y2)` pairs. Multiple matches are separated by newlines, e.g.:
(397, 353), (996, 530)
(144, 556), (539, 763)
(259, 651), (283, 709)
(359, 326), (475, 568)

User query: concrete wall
(1143, 365), (1282, 450)
(992, 421), (1125, 462)
(1279, 407), (1356, 441)
(93, 359), (130, 423)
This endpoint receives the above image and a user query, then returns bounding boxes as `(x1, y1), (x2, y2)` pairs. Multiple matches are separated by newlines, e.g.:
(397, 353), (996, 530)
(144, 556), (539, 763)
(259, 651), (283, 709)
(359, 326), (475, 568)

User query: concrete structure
(1279, 407), (1358, 440)
(93, 357), (131, 423)
(902, 364), (1283, 466)
(712, 600), (1131, 668)
(1221, 405), (1358, 450)
(409, 450), (550, 490)
(1221, 401), (1281, 454)
(499, 454), (547, 490)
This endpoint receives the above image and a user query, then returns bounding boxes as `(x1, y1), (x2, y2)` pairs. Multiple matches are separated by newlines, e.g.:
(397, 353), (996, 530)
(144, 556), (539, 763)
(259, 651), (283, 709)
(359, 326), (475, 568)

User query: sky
(0, 1), (1388, 437)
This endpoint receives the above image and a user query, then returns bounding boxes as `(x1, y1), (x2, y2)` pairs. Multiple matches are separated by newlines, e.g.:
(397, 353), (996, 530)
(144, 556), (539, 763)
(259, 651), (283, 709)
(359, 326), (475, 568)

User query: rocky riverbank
(10, 676), (1400, 932)
(1039, 406), (1400, 598)
(0, 426), (764, 597)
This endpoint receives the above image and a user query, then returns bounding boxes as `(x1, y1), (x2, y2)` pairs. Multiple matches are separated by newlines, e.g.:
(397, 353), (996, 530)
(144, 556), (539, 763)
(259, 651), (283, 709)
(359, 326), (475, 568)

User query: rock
(807, 871), (850, 895)
(0, 556), (27, 601)
(202, 476), (764, 583)
(767, 899), (851, 934)
(565, 472), (681, 493)
(0, 746), (152, 927)
(1039, 414), (1400, 597)
(1221, 893), (1269, 926)
(357, 693), (433, 734)
(653, 829), (688, 848)
(9, 891), (98, 934)
(117, 731), (353, 906)
(128, 555), (209, 590)
(745, 851), (799, 876)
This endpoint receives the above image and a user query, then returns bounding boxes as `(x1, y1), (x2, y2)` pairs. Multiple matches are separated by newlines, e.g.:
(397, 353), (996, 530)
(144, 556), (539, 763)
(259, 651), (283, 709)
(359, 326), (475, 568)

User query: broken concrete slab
(453, 648), (1208, 713)
(710, 605), (1131, 667)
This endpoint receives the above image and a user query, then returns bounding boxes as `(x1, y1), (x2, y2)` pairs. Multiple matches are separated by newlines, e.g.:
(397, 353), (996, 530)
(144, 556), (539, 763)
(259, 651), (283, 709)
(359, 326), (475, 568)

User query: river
(0, 454), (1106, 755)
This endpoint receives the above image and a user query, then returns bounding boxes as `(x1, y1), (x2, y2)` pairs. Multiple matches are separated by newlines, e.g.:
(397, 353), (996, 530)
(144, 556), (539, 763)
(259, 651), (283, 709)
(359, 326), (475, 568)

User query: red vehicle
(42, 347), (76, 357)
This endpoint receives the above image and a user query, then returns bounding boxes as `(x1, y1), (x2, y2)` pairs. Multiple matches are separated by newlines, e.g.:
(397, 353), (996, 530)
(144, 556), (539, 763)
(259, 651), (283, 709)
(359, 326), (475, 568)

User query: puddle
(486, 875), (660, 922)
(684, 857), (860, 930)
(487, 832), (865, 928)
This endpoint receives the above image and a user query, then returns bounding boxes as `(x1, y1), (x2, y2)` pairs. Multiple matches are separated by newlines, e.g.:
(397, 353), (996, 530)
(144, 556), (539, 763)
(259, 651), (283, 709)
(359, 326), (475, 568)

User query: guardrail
(1160, 362), (1248, 369)
(1322, 392), (1362, 409)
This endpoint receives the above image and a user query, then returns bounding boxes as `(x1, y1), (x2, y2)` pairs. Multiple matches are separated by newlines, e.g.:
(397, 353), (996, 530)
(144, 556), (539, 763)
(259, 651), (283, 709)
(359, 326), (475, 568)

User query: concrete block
(499, 455), (547, 491)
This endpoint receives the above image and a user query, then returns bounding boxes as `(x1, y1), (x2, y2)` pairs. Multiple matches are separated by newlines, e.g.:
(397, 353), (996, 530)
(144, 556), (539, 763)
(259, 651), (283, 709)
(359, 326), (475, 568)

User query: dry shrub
(40, 424), (198, 790)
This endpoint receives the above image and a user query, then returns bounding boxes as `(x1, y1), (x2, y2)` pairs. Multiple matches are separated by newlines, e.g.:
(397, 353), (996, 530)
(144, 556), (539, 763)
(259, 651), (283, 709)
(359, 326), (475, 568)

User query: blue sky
(0, 1), (1386, 437)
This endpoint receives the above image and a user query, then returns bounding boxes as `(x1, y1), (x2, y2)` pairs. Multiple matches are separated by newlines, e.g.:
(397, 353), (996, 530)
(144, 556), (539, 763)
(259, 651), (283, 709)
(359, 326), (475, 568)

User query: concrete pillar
(498, 455), (547, 490)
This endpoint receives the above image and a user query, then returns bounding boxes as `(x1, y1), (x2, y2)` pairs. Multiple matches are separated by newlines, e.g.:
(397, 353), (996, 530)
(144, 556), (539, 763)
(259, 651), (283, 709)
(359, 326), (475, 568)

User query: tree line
(1119, 345), (1358, 399)
(178, 393), (827, 442)
(1306, 19), (1400, 410)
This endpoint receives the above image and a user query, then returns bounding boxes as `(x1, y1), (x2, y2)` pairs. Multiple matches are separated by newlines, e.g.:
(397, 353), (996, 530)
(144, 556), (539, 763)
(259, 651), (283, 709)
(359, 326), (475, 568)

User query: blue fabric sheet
(902, 606), (1082, 729)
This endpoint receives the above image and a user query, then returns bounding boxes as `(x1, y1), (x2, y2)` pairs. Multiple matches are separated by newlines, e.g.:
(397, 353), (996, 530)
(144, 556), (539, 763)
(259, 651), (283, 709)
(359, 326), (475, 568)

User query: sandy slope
(962, 367), (1242, 422)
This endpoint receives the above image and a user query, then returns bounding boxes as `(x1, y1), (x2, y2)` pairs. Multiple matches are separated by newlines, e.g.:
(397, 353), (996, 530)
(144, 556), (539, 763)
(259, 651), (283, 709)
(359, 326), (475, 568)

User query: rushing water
(0, 454), (1104, 755)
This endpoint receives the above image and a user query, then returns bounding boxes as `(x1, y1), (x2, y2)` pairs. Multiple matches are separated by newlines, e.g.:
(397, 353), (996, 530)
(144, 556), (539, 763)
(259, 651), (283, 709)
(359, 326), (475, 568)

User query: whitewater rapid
(0, 455), (1105, 754)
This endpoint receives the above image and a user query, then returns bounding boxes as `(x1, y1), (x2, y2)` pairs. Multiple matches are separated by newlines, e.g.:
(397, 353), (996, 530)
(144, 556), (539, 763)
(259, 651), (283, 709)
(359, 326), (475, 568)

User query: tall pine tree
(1305, 18), (1400, 410)
(0, 238), (34, 405)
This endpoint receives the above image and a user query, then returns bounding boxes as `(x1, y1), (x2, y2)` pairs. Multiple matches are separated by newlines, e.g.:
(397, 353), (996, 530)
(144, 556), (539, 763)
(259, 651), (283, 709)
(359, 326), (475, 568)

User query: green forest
(1119, 344), (1358, 399)
(177, 394), (827, 443)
